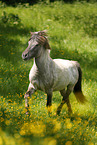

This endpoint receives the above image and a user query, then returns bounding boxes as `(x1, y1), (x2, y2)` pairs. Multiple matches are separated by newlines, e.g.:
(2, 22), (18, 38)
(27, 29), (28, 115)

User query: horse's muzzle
(22, 53), (29, 60)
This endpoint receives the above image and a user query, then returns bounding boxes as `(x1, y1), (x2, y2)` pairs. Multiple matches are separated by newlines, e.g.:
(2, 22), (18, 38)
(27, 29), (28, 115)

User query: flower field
(0, 1), (97, 145)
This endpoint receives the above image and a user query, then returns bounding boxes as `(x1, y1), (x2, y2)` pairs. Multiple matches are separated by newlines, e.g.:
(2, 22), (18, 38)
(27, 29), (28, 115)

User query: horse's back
(53, 59), (74, 68)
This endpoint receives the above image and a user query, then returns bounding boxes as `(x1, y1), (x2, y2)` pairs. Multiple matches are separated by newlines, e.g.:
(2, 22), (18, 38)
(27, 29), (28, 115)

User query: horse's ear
(30, 32), (34, 35)
(44, 39), (51, 50)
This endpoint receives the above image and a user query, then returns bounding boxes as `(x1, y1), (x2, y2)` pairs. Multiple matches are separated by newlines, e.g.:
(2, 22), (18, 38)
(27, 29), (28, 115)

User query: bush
(1, 0), (97, 6)
(1, 0), (38, 6)
(1, 11), (21, 26)
(84, 15), (97, 37)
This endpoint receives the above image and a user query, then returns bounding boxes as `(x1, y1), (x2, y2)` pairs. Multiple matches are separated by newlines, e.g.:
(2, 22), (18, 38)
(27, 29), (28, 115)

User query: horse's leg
(24, 83), (35, 115)
(46, 91), (52, 114)
(57, 85), (73, 115)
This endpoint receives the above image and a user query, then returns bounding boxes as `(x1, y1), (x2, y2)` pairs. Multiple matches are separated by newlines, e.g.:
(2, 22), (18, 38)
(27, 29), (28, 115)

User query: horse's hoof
(26, 111), (30, 116)
(26, 111), (29, 115)
(68, 109), (72, 115)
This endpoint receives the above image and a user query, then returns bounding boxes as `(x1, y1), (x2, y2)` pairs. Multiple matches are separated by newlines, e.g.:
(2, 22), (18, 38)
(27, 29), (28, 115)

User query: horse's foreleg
(24, 83), (35, 115)
(46, 91), (52, 114)
(24, 90), (30, 115)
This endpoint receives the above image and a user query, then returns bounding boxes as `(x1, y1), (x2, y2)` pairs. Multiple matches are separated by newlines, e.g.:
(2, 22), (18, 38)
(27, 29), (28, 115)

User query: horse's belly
(53, 84), (66, 91)
(52, 77), (69, 91)
(52, 70), (78, 92)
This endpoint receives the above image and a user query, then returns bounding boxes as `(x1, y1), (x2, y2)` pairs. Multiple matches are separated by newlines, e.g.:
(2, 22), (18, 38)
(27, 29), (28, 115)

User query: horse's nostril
(22, 53), (28, 60)
(25, 54), (28, 57)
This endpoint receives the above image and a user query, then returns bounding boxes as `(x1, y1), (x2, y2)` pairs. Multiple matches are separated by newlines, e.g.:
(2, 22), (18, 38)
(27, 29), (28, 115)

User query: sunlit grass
(0, 1), (97, 145)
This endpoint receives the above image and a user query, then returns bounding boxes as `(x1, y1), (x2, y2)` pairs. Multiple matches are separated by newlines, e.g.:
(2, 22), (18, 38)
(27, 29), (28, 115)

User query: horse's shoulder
(29, 63), (38, 82)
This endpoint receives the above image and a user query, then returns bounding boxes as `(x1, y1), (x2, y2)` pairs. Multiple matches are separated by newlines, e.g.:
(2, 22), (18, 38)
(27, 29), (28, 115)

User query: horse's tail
(73, 62), (87, 104)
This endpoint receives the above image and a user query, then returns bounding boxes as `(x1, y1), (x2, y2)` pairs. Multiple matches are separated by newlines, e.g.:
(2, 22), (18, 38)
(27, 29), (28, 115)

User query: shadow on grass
(0, 22), (97, 102)
(0, 23), (36, 64)
(0, 36), (22, 64)
(0, 22), (96, 69)
(0, 22), (35, 36)
(0, 23), (34, 101)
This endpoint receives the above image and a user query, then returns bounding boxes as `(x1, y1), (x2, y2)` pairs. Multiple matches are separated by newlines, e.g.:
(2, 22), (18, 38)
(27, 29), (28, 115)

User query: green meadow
(0, 1), (97, 145)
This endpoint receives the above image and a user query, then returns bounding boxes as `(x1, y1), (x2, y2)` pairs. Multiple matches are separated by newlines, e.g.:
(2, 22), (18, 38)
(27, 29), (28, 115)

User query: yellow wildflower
(65, 118), (72, 129)
(14, 133), (20, 139)
(5, 119), (11, 125)
(65, 141), (72, 145)
(35, 92), (38, 95)
(1, 117), (4, 122)
(66, 122), (72, 129)
(20, 128), (26, 136)
(88, 142), (94, 145)
(43, 137), (57, 145)
(20, 121), (45, 137)
(48, 139), (57, 145)
(0, 136), (3, 145)
(47, 106), (52, 113)
(53, 120), (61, 132)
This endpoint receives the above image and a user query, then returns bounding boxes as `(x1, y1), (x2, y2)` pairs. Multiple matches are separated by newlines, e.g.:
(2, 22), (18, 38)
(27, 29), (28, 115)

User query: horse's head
(22, 30), (51, 61)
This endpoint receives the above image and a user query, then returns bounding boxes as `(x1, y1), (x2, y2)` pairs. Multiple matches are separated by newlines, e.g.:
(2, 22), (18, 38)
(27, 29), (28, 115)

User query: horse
(22, 30), (86, 115)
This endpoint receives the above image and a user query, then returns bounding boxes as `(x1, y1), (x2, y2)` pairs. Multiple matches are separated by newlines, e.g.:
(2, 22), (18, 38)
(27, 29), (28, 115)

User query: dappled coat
(22, 31), (86, 115)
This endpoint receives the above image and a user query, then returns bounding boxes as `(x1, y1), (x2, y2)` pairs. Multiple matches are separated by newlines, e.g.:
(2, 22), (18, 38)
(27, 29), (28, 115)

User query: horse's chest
(38, 72), (53, 89)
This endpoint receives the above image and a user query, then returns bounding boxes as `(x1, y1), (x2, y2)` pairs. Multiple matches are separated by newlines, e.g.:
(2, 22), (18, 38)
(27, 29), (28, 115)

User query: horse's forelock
(29, 30), (47, 41)
(36, 35), (51, 50)
(36, 36), (46, 44)
(30, 30), (47, 37)
(38, 30), (47, 37)
(29, 30), (51, 49)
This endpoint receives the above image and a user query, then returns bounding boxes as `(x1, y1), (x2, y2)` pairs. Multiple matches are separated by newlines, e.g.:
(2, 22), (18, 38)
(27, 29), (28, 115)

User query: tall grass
(0, 1), (97, 145)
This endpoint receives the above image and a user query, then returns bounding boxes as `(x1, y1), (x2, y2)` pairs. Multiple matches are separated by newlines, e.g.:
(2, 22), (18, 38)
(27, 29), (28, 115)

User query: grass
(0, 1), (97, 145)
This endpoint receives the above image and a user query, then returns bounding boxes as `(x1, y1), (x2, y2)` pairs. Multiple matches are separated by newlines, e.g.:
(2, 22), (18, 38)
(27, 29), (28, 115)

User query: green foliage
(0, 1), (6, 7)
(1, 0), (97, 6)
(0, 2), (97, 145)
(1, 11), (21, 26)
(84, 15), (97, 37)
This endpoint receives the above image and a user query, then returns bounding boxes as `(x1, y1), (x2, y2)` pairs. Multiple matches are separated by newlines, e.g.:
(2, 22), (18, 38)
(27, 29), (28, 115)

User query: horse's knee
(24, 91), (30, 99)
(24, 87), (35, 99)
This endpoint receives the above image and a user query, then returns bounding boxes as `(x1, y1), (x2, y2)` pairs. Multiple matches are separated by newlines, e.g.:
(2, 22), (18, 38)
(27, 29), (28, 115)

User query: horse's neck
(35, 49), (52, 74)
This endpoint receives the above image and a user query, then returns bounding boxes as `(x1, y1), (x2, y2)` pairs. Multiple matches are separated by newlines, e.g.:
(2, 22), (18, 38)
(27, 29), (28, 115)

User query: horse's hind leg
(57, 85), (73, 115)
